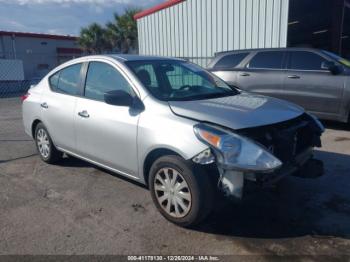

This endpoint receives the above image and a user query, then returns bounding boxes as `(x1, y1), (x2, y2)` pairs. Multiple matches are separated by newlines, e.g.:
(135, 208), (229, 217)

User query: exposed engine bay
(215, 113), (324, 199)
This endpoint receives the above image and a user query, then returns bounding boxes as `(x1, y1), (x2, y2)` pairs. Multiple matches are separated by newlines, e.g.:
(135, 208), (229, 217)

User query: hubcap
(154, 168), (192, 218)
(36, 129), (50, 158)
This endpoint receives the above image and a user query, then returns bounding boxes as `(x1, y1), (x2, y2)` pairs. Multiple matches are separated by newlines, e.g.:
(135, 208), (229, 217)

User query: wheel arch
(142, 147), (182, 187)
(31, 119), (42, 138)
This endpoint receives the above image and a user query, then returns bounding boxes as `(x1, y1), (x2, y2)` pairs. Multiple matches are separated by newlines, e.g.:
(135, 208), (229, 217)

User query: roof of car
(105, 54), (186, 62)
(215, 47), (323, 56)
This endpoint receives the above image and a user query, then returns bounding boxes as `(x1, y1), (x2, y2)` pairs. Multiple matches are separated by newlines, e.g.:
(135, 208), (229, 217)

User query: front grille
(238, 114), (318, 163)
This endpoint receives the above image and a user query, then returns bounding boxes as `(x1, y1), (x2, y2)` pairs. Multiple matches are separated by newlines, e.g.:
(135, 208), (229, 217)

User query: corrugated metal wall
(137, 0), (290, 67)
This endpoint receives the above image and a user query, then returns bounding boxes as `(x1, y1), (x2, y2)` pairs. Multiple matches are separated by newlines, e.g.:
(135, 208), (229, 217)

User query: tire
(149, 155), (214, 227)
(34, 123), (62, 164)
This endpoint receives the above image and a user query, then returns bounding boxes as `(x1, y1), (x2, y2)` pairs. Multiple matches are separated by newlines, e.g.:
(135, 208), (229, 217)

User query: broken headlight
(193, 123), (282, 172)
(192, 148), (215, 164)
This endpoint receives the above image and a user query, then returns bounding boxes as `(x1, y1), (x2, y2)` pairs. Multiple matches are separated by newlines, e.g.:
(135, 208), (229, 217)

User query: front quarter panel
(137, 97), (208, 183)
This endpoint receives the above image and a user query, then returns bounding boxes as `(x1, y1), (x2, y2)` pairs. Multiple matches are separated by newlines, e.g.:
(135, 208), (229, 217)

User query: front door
(75, 61), (140, 177)
(283, 51), (345, 116)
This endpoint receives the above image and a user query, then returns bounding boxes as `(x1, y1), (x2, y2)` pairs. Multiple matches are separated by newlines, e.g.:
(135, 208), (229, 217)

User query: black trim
(78, 62), (89, 97)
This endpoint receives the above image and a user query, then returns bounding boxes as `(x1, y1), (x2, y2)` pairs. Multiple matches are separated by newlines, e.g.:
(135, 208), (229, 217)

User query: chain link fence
(0, 51), (86, 98)
(0, 80), (39, 98)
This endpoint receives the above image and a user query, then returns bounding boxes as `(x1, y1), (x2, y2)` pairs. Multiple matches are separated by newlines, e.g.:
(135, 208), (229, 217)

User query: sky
(0, 0), (164, 36)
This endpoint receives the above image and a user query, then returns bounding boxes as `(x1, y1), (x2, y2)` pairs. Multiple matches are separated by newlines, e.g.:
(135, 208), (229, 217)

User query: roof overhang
(0, 30), (78, 41)
(134, 0), (186, 20)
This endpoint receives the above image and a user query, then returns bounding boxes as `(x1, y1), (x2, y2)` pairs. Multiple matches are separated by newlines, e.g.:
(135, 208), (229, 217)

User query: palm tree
(106, 8), (141, 54)
(78, 23), (110, 54)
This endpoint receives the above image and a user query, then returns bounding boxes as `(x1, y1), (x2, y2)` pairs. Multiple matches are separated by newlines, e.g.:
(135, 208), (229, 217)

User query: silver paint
(23, 54), (309, 187)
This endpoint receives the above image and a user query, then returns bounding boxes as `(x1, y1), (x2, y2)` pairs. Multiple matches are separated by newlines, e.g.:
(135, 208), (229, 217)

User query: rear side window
(288, 51), (328, 71)
(213, 53), (249, 69)
(49, 63), (82, 95)
(248, 51), (284, 69)
(49, 71), (59, 90)
(84, 62), (133, 101)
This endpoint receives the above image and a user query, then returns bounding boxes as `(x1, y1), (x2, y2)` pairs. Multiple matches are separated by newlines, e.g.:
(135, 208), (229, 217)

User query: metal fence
(0, 80), (38, 98)
(0, 51), (85, 98)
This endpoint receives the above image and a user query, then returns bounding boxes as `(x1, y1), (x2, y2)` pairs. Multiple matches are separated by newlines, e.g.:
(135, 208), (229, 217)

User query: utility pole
(11, 33), (17, 59)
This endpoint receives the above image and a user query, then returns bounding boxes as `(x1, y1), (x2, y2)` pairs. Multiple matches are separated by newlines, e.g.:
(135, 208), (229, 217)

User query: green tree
(78, 23), (110, 54)
(106, 8), (141, 54)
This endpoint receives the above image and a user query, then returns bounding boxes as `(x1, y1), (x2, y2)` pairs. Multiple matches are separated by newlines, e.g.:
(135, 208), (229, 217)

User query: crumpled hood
(168, 93), (304, 130)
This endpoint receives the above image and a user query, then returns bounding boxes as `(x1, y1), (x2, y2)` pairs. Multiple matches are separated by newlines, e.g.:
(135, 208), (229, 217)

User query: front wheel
(149, 155), (214, 227)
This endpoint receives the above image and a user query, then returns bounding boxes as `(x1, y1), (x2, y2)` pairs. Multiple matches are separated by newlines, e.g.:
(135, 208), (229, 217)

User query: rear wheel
(149, 155), (214, 227)
(35, 123), (62, 164)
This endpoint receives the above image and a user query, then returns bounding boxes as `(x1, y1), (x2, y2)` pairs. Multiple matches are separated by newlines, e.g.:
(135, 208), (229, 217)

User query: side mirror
(104, 90), (133, 107)
(321, 61), (342, 75)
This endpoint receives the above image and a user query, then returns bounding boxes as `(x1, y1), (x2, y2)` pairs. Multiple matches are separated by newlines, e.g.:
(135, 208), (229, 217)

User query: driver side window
(84, 62), (133, 102)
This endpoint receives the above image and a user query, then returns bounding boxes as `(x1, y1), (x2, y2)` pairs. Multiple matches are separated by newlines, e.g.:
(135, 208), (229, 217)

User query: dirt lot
(1, 98), (350, 258)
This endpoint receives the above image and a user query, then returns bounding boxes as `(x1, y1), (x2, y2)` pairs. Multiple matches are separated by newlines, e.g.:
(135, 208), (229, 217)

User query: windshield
(126, 60), (238, 101)
(323, 50), (350, 67)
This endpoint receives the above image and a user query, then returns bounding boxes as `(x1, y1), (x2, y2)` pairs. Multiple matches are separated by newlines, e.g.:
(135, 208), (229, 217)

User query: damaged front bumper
(193, 113), (324, 200)
(216, 147), (323, 200)
(216, 148), (314, 199)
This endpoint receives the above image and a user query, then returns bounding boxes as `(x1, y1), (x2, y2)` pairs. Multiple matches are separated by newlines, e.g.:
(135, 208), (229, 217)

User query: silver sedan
(22, 55), (324, 227)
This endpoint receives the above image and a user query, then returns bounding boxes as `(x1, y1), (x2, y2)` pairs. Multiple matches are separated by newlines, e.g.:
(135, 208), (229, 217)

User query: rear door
(41, 63), (84, 152)
(283, 51), (345, 115)
(236, 51), (286, 99)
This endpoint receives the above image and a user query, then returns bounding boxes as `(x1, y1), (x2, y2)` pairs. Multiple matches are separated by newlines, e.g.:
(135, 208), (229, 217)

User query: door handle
(240, 72), (250, 76)
(40, 102), (48, 109)
(78, 110), (90, 118)
(287, 75), (300, 79)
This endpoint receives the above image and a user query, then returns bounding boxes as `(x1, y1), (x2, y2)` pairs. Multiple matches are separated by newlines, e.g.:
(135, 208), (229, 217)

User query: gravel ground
(0, 98), (350, 259)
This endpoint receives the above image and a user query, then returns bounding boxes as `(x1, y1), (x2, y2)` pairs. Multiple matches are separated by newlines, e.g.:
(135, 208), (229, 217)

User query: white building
(135, 0), (349, 67)
(0, 31), (81, 80)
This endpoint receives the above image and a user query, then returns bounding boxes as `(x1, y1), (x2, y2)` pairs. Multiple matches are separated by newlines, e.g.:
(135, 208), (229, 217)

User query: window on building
(213, 53), (249, 69)
(84, 62), (133, 101)
(288, 51), (328, 70)
(248, 51), (284, 69)
(49, 63), (82, 95)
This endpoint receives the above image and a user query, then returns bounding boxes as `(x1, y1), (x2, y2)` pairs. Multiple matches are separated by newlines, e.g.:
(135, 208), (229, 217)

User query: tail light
(21, 92), (30, 102)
